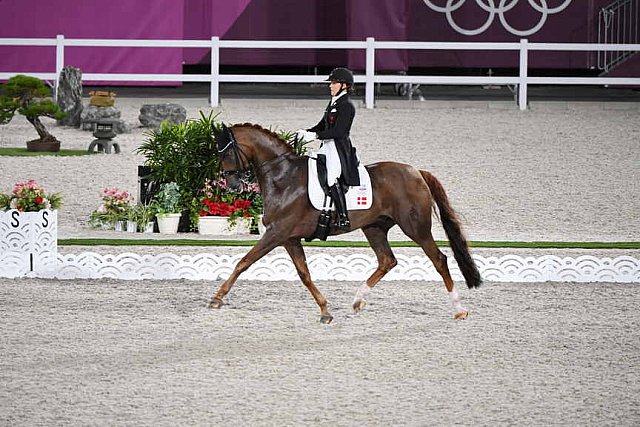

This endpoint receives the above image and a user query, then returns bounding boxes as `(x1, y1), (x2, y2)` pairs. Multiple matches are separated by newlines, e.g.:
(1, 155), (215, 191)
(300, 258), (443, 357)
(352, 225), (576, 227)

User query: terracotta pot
(26, 139), (61, 152)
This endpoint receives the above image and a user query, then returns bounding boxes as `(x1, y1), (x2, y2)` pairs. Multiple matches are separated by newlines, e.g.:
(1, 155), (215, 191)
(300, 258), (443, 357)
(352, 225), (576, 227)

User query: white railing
(1, 35), (639, 110)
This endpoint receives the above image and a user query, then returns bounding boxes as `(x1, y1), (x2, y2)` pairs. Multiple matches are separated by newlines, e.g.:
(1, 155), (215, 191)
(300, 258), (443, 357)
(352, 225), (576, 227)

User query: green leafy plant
(137, 112), (307, 231)
(0, 179), (62, 211)
(152, 182), (182, 215)
(137, 111), (221, 202)
(129, 203), (156, 230)
(0, 75), (66, 145)
(278, 129), (312, 156)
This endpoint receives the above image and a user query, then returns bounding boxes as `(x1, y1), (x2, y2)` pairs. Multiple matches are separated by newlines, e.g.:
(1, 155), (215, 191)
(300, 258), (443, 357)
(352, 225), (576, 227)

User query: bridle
(217, 125), (252, 180)
(216, 124), (292, 179)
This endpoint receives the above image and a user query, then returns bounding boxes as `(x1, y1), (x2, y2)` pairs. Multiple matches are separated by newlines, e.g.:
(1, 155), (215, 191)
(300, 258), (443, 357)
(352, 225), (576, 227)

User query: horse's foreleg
(208, 236), (280, 309)
(284, 239), (333, 324)
(354, 225), (397, 314)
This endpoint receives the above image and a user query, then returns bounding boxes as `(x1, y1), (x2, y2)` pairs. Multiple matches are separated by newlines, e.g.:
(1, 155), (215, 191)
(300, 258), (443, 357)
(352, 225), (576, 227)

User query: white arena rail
(0, 251), (639, 283)
(1, 35), (639, 110)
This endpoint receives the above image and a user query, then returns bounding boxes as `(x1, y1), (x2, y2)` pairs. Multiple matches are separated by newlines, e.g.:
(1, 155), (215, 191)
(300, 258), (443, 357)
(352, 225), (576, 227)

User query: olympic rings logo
(422, 0), (573, 36)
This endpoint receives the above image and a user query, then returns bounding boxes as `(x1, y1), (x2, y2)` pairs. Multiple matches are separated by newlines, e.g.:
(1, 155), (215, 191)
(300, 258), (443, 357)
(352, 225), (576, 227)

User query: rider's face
(329, 81), (343, 96)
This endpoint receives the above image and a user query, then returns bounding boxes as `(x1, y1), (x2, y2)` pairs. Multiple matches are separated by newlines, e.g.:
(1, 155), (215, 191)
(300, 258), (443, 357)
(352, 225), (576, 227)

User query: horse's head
(213, 123), (252, 192)
(214, 123), (295, 191)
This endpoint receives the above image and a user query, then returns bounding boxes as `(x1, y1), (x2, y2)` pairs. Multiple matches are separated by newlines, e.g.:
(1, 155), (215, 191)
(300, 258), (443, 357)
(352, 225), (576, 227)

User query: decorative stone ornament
(89, 90), (116, 107)
(87, 120), (120, 153)
(0, 209), (58, 278)
(81, 105), (130, 134)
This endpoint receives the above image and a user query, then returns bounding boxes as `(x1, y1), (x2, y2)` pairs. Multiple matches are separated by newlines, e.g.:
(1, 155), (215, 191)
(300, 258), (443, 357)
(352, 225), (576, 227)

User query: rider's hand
(296, 129), (317, 143)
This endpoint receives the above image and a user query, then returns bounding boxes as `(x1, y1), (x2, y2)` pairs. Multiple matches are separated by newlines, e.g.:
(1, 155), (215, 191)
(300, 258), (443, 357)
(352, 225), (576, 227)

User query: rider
(297, 67), (360, 230)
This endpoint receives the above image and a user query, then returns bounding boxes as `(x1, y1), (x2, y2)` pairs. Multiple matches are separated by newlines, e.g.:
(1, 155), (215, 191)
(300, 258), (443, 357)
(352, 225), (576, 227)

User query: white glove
(296, 129), (317, 143)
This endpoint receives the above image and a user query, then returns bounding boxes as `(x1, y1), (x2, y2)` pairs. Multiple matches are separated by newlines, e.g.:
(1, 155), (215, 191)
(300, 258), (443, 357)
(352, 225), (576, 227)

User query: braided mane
(231, 123), (295, 154)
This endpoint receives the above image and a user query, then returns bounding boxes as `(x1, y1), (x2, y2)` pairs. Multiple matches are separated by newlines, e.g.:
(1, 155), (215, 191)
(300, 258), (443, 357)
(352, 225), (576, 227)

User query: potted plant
(0, 179), (62, 212)
(136, 112), (222, 231)
(0, 75), (66, 152)
(125, 206), (138, 233)
(0, 179), (62, 276)
(152, 182), (182, 234)
(131, 203), (156, 233)
(89, 187), (134, 230)
(193, 176), (262, 235)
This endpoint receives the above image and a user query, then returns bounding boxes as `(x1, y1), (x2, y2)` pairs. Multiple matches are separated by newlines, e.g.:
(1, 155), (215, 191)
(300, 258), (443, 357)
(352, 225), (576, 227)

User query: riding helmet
(325, 67), (354, 86)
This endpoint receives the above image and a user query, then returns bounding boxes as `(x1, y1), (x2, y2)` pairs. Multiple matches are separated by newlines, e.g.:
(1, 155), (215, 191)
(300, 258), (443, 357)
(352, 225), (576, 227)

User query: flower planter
(114, 221), (126, 232)
(0, 209), (58, 277)
(142, 221), (154, 233)
(198, 216), (234, 236)
(198, 216), (253, 235)
(126, 221), (137, 233)
(235, 218), (252, 234)
(257, 215), (266, 235)
(156, 213), (181, 234)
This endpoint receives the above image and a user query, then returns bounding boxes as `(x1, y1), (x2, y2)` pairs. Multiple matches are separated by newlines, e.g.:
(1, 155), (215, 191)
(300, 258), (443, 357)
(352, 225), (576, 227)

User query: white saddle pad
(307, 157), (373, 211)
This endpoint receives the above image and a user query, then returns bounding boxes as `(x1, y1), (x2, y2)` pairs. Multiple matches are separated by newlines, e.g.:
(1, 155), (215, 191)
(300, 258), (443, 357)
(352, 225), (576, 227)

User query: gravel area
(1, 97), (639, 425)
(0, 97), (638, 242)
(1, 277), (639, 426)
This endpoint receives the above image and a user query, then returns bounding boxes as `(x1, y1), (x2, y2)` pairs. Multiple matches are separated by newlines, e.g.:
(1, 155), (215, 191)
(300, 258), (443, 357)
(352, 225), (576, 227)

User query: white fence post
(365, 37), (375, 109)
(210, 36), (220, 107)
(55, 34), (65, 101)
(518, 38), (528, 110)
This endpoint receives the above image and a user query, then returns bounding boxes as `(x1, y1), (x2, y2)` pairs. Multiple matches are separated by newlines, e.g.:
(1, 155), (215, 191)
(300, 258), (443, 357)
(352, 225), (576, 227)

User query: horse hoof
(454, 310), (469, 320)
(208, 298), (223, 309)
(352, 300), (366, 314)
(320, 314), (333, 324)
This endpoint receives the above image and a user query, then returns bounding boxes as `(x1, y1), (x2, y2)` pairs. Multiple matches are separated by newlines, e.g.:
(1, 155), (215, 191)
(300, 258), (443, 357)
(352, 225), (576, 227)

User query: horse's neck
(255, 153), (305, 191)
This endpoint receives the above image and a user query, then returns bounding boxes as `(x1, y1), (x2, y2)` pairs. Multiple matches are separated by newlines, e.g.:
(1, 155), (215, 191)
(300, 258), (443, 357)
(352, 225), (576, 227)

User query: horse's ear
(212, 123), (228, 151)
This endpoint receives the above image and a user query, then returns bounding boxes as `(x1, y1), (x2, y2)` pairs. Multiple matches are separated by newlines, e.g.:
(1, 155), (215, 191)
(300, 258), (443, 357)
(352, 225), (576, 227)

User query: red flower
(233, 199), (251, 210)
(35, 196), (43, 204)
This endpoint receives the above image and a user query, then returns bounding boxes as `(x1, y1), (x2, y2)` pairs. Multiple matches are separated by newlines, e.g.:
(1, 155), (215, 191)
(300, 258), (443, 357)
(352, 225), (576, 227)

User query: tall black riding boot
(330, 184), (351, 231)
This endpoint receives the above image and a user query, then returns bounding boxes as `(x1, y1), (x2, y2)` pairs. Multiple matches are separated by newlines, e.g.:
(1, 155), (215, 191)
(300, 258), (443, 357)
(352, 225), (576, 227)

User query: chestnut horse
(209, 123), (481, 323)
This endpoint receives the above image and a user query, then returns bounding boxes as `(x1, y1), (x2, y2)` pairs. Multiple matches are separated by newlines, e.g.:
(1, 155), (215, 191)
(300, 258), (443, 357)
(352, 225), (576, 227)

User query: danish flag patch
(357, 196), (367, 205)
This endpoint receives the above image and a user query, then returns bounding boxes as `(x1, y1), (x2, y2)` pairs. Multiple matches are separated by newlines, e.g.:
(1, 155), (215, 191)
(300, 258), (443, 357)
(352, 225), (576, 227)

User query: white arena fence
(0, 251), (639, 283)
(1, 36), (639, 110)
(1, 210), (639, 283)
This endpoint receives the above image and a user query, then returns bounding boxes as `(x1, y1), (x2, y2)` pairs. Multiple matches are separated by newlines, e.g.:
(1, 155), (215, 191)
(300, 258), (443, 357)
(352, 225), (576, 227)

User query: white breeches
(316, 140), (342, 185)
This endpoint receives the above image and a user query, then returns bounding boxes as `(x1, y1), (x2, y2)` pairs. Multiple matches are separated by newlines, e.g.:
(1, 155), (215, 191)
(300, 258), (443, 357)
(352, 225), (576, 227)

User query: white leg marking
(353, 283), (371, 305)
(449, 291), (466, 314)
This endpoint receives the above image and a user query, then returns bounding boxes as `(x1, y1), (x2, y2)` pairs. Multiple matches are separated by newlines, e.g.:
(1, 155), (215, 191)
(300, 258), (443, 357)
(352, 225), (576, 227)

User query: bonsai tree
(0, 75), (66, 146)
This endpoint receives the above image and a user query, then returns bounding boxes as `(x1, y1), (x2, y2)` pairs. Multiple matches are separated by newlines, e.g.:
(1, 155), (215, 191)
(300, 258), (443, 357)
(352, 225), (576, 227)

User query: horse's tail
(420, 170), (482, 289)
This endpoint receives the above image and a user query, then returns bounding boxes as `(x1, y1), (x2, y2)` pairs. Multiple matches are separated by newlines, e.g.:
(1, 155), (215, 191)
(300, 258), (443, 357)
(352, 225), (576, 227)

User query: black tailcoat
(308, 94), (360, 186)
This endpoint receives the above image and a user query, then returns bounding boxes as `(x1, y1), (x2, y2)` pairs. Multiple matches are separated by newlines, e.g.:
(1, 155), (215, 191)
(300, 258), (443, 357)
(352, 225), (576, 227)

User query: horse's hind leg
(284, 239), (333, 324)
(353, 223), (398, 314)
(416, 234), (469, 320)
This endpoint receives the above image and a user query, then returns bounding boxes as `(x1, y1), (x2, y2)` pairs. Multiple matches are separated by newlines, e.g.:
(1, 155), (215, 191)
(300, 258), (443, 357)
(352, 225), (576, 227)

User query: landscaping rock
(56, 66), (83, 127)
(138, 103), (187, 130)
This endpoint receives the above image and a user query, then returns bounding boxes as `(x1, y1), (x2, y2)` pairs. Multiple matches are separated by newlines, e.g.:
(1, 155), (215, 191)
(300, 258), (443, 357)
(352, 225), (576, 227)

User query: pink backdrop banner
(0, 0), (184, 84)
(1, 0), (632, 83)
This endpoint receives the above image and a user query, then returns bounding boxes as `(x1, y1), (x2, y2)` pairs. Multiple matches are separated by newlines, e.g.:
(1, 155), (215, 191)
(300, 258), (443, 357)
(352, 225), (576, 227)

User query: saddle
(305, 155), (372, 241)
(307, 156), (372, 212)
